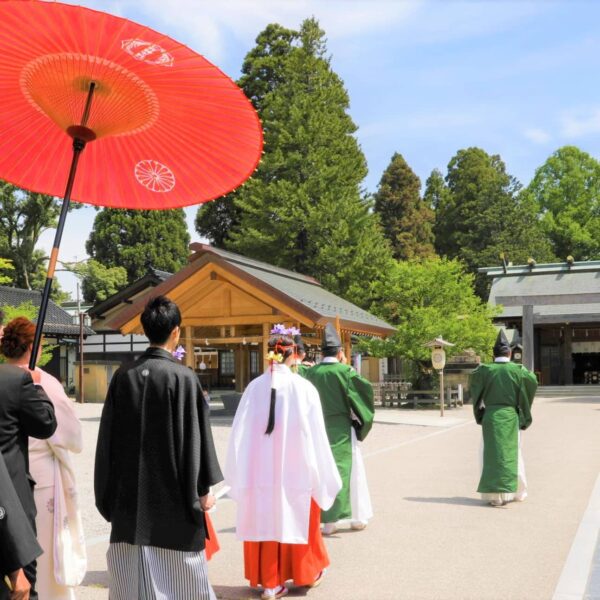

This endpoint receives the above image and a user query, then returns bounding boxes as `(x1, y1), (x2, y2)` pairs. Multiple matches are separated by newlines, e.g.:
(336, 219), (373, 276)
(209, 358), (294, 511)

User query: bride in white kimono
(30, 369), (86, 599)
(2, 317), (86, 599)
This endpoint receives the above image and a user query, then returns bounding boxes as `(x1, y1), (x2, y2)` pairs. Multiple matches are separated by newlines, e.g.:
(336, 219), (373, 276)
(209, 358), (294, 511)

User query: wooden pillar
(563, 325), (573, 385)
(523, 305), (534, 372)
(344, 331), (352, 364)
(184, 326), (195, 369)
(235, 347), (244, 393)
(262, 322), (270, 373)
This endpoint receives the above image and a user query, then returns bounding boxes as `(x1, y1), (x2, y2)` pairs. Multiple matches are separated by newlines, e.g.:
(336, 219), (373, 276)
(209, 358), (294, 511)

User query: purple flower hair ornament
(270, 323), (287, 335)
(172, 345), (186, 361)
(270, 323), (301, 336)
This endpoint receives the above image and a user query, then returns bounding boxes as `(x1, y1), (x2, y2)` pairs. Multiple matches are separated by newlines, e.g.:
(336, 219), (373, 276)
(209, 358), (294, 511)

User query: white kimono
(29, 369), (86, 600)
(225, 363), (342, 544)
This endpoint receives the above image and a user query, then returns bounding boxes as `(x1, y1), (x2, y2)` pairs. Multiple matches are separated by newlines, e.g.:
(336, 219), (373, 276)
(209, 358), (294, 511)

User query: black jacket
(0, 365), (57, 526)
(0, 451), (42, 576)
(94, 347), (223, 552)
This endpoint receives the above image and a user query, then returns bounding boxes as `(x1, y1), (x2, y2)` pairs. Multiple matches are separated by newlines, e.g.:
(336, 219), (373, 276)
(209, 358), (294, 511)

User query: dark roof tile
(0, 286), (94, 336)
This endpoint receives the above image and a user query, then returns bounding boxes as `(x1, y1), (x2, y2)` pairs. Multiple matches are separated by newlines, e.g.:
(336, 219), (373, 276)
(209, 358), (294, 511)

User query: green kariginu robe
(470, 360), (537, 494)
(305, 360), (374, 522)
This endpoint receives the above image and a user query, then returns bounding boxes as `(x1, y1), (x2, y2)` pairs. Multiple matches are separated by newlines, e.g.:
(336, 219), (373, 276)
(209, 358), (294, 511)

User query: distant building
(0, 285), (94, 389)
(94, 244), (394, 396)
(84, 267), (171, 366)
(481, 260), (600, 386)
(62, 300), (93, 328)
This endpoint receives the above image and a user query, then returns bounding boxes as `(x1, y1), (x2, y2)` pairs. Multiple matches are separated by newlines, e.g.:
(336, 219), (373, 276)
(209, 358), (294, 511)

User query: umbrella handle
(28, 151), (80, 370)
(29, 83), (96, 370)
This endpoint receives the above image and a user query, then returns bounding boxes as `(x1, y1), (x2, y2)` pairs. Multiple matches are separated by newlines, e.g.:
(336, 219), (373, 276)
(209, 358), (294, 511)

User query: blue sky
(41, 0), (600, 296)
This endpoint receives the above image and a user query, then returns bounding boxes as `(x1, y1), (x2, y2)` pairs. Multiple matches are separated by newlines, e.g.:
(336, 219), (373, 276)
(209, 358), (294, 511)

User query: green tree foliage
(423, 168), (447, 210)
(195, 197), (241, 248)
(200, 18), (393, 305)
(433, 147), (553, 297)
(0, 302), (53, 366)
(0, 257), (14, 285)
(526, 146), (600, 260)
(0, 181), (61, 289)
(373, 153), (435, 260)
(86, 209), (190, 284)
(65, 259), (128, 304)
(361, 258), (498, 362)
(195, 23), (297, 247)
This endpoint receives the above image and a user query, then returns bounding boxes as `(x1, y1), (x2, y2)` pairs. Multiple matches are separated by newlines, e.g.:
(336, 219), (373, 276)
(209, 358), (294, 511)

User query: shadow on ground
(217, 526), (236, 534)
(80, 570), (109, 588)
(404, 496), (484, 507)
(215, 584), (312, 599)
(214, 586), (255, 599)
(549, 397), (600, 404)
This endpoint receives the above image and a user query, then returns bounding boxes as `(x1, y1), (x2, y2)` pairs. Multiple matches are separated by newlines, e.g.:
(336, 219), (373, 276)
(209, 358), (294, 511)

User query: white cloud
(58, 0), (548, 68)
(68, 0), (422, 61)
(523, 127), (551, 144)
(561, 107), (600, 139)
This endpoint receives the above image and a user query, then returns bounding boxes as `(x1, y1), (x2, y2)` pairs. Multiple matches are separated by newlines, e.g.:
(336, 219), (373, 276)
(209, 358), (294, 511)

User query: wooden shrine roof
(105, 244), (395, 337)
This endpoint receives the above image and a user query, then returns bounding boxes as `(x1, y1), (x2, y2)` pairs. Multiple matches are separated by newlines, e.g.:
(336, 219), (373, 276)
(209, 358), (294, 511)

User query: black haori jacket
(94, 347), (223, 552)
(0, 366), (54, 578)
(0, 451), (42, 575)
(0, 365), (57, 524)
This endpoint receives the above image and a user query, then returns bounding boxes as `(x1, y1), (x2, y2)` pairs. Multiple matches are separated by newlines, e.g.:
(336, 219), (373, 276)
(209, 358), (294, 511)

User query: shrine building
(96, 244), (395, 393)
(482, 259), (600, 386)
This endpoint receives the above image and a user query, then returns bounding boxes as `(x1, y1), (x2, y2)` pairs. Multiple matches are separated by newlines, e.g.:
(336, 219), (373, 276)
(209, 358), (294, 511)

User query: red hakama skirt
(243, 500), (329, 589)
(204, 513), (220, 561)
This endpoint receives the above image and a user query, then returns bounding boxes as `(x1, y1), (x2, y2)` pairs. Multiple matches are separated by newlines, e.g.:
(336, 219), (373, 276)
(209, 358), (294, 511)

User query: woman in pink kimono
(1, 318), (86, 599)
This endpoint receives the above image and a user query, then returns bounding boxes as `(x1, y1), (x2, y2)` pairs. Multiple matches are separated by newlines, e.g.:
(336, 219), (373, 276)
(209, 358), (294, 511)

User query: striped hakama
(107, 543), (216, 600)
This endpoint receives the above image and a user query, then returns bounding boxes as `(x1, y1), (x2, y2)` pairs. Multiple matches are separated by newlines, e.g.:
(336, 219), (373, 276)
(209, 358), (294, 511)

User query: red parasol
(0, 1), (263, 367)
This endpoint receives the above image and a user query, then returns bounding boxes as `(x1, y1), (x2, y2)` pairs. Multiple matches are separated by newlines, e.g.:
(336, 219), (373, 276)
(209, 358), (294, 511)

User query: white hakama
(350, 428), (373, 524)
(107, 543), (216, 600)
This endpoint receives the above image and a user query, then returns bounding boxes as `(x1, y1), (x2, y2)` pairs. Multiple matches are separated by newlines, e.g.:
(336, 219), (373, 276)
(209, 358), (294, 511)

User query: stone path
(70, 393), (600, 599)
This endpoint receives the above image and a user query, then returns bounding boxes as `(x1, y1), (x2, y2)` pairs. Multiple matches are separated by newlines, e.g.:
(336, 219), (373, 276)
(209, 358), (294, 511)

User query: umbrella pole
(29, 83), (96, 370)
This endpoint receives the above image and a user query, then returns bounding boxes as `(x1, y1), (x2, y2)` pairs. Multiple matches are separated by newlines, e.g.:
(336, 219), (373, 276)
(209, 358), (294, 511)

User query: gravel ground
(65, 395), (600, 599)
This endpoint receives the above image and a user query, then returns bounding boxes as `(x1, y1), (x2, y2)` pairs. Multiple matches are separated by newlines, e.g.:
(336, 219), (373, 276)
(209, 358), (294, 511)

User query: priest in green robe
(305, 323), (374, 534)
(470, 330), (537, 507)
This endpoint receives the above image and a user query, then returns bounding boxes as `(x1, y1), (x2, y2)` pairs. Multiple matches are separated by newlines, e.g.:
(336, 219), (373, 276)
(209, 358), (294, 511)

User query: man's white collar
(494, 357), (510, 363)
(321, 357), (339, 364)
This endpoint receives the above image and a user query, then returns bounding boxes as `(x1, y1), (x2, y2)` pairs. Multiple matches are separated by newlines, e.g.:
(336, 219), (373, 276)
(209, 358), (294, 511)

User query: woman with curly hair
(1, 318), (85, 599)
(225, 325), (341, 599)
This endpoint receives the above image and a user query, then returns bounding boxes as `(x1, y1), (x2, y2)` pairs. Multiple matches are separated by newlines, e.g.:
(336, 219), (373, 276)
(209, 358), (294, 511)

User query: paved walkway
(71, 393), (600, 600)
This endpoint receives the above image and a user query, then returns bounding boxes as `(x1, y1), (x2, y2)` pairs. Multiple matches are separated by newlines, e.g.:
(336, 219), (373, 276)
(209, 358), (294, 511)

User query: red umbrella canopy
(0, 0), (263, 209)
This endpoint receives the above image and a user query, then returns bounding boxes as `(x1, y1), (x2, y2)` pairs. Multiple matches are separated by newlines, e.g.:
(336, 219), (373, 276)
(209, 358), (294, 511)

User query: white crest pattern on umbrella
(122, 39), (174, 67)
(134, 159), (176, 192)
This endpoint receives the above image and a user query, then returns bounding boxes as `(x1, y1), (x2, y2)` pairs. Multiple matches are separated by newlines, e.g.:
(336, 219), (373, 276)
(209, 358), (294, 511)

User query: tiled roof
(88, 268), (172, 318)
(0, 286), (94, 336)
(487, 265), (600, 323)
(194, 245), (394, 333)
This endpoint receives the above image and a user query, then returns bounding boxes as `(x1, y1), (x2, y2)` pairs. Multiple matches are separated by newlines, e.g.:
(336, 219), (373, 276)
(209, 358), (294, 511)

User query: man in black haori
(95, 296), (223, 599)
